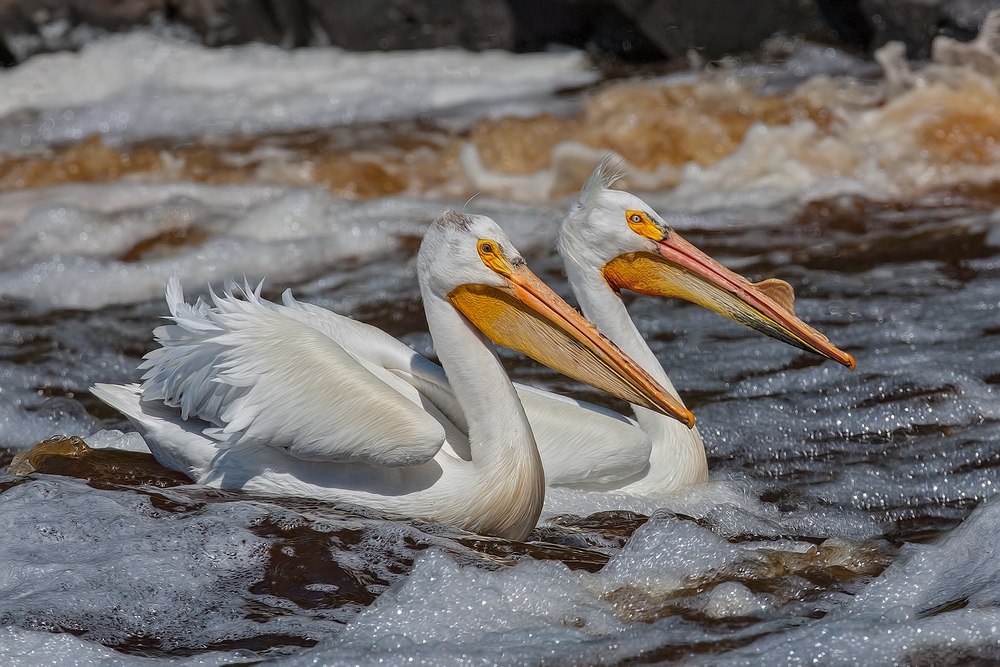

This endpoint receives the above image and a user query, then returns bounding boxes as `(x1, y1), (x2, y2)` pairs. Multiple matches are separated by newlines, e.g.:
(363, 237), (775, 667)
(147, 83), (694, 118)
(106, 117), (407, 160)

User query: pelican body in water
(542, 159), (856, 493)
(93, 210), (690, 541)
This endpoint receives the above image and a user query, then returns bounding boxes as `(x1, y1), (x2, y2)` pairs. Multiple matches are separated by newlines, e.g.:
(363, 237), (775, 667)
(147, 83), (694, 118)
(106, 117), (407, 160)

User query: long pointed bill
(448, 265), (695, 428)
(603, 234), (855, 370)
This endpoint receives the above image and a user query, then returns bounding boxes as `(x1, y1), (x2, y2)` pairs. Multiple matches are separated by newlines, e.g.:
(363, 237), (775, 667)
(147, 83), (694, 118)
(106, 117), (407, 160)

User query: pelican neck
(419, 290), (539, 474)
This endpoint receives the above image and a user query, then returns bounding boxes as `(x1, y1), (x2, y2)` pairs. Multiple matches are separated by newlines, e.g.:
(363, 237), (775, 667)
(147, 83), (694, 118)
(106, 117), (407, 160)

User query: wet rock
(0, 33), (16, 66)
(851, 0), (1000, 59)
(858, 0), (944, 58)
(0, 0), (312, 51)
(507, 0), (662, 60)
(611, 0), (827, 61)
(0, 0), (162, 35)
(9, 434), (192, 488)
(815, 0), (878, 49)
(170, 0), (312, 47)
(8, 434), (90, 475)
(608, 0), (1000, 61)
(306, 0), (515, 51)
(0, 0), (514, 62)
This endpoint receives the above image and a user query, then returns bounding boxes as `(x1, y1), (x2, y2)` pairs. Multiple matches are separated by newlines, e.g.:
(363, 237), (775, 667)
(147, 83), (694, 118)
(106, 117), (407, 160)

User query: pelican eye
(478, 238), (511, 274)
(629, 213), (642, 224)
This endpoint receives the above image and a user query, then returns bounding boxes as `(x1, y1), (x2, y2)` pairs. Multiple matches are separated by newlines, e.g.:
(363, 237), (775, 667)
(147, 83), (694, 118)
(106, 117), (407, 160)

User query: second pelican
(537, 159), (855, 492)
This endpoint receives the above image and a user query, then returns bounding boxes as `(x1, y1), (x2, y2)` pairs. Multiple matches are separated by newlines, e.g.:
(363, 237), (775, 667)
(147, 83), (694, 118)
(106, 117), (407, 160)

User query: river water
(1, 30), (1000, 666)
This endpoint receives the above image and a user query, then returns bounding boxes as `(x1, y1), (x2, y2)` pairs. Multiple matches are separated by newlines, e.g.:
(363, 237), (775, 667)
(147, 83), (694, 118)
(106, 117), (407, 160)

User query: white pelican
(92, 210), (691, 541)
(543, 159), (856, 492)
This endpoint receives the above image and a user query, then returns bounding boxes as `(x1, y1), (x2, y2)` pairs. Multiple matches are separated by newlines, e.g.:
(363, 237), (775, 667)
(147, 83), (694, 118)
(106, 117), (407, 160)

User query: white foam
(282, 547), (630, 667)
(542, 478), (760, 521)
(587, 513), (751, 596)
(0, 32), (597, 150)
(544, 475), (878, 543)
(340, 550), (622, 646)
(0, 476), (333, 653)
(679, 499), (1000, 665)
(464, 31), (1000, 212)
(277, 514), (821, 666)
(290, 500), (1000, 666)
(702, 582), (771, 619)
(84, 429), (151, 453)
(849, 499), (1000, 618)
(707, 609), (1000, 666)
(0, 182), (561, 309)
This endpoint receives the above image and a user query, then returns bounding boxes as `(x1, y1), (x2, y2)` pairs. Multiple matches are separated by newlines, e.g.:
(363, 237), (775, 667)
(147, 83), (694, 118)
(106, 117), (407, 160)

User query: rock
(305, 0), (515, 51)
(170, 0), (312, 47)
(610, 0), (827, 61)
(0, 0), (163, 34)
(9, 434), (91, 476)
(858, 0), (943, 58)
(0, 34), (15, 66)
(0, 0), (514, 63)
(815, 0), (877, 49)
(507, 0), (662, 60)
(8, 434), (191, 488)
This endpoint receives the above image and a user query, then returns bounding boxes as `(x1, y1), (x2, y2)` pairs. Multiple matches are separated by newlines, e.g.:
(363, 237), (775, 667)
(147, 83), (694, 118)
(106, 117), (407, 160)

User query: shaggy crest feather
(577, 154), (627, 211)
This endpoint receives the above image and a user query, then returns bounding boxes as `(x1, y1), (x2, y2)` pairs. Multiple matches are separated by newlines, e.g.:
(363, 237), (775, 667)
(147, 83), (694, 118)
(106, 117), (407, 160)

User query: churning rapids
(2, 26), (1000, 666)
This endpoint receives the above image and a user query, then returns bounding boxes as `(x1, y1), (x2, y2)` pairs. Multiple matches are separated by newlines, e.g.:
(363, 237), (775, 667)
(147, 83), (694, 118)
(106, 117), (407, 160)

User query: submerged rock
(9, 434), (191, 488)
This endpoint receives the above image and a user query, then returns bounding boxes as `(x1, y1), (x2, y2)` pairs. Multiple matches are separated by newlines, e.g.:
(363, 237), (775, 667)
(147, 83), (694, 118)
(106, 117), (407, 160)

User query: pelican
(539, 159), (856, 492)
(92, 210), (691, 541)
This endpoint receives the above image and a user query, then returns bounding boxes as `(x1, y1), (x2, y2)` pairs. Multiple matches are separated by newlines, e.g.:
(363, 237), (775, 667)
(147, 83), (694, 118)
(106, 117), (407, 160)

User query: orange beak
(603, 232), (855, 370)
(448, 262), (696, 427)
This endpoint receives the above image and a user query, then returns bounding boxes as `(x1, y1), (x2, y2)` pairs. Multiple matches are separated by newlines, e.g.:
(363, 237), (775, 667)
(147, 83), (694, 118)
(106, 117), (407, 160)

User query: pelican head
(419, 209), (695, 426)
(559, 159), (855, 370)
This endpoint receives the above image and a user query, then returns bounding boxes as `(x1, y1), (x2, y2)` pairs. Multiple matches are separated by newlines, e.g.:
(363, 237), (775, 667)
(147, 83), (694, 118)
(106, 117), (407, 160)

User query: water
(1, 30), (1000, 665)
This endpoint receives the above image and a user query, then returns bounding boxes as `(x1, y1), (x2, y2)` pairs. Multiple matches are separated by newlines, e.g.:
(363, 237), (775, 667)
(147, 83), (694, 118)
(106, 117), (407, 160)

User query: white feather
(140, 277), (446, 467)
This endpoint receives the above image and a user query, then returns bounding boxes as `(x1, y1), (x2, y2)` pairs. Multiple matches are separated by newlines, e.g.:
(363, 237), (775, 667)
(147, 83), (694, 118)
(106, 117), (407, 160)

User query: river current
(1, 29), (1000, 666)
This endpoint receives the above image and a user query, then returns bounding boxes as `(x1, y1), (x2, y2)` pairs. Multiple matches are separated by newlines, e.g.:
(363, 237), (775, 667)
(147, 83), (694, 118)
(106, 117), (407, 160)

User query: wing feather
(276, 289), (471, 434)
(139, 277), (447, 467)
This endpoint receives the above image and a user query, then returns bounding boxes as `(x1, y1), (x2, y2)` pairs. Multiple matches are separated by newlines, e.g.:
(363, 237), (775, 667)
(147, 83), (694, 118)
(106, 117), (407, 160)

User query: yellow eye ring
(478, 238), (511, 275)
(625, 209), (664, 241)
